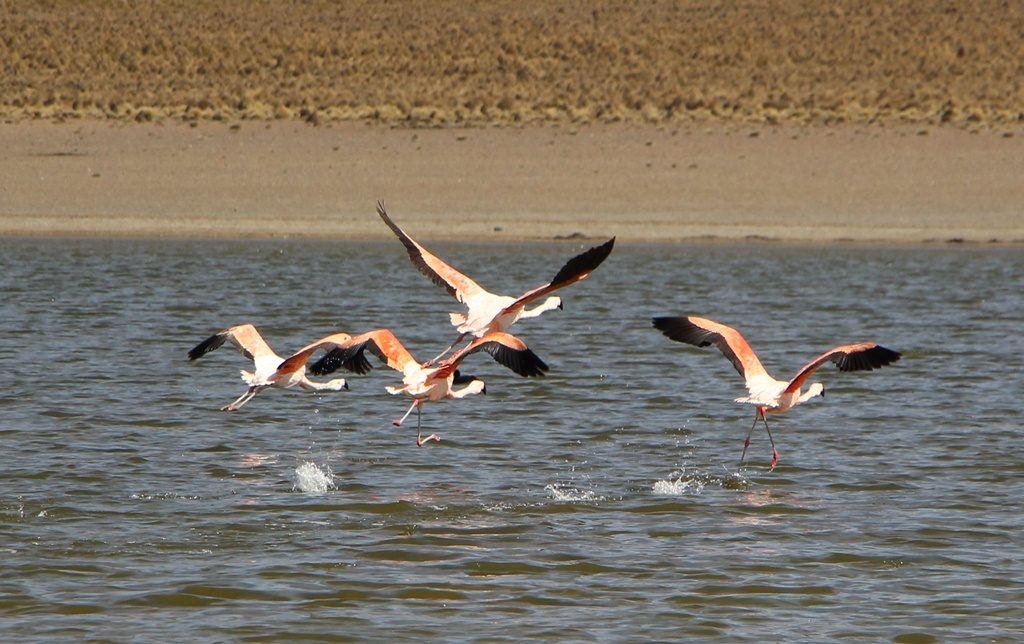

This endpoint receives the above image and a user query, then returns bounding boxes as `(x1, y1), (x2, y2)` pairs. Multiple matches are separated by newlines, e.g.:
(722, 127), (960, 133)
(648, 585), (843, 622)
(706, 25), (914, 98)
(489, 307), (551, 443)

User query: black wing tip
(520, 348), (550, 377)
(312, 346), (375, 376)
(652, 316), (712, 347)
(452, 369), (479, 386)
(549, 236), (616, 285)
(310, 348), (342, 376)
(836, 345), (902, 372)
(187, 332), (225, 361)
(484, 342), (549, 377)
(867, 345), (902, 369)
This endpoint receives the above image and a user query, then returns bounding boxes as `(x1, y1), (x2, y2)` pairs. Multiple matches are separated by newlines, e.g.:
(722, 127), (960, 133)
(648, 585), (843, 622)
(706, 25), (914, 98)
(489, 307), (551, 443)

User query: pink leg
(740, 410), (759, 463)
(222, 386), (259, 411)
(393, 399), (419, 426)
(424, 333), (468, 367)
(413, 404), (440, 447)
(759, 409), (780, 470)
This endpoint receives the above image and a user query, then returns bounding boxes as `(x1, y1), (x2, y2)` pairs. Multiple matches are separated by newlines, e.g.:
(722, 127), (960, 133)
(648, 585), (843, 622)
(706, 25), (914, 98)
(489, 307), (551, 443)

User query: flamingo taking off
(377, 201), (615, 361)
(272, 328), (548, 446)
(652, 315), (901, 470)
(187, 324), (350, 411)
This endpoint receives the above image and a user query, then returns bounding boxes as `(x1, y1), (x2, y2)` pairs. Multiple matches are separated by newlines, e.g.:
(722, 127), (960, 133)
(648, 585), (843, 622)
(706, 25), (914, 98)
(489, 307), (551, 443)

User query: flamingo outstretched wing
(268, 332), (357, 380)
(784, 343), (901, 393)
(310, 328), (419, 377)
(652, 315), (781, 400)
(188, 324), (275, 361)
(500, 237), (616, 315)
(440, 331), (549, 378)
(653, 316), (771, 380)
(377, 201), (487, 304)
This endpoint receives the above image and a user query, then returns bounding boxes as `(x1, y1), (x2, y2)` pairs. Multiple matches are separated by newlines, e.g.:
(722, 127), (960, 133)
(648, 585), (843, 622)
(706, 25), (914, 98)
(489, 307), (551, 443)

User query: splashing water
(544, 482), (604, 502)
(652, 469), (750, 496)
(652, 474), (706, 496)
(294, 462), (335, 494)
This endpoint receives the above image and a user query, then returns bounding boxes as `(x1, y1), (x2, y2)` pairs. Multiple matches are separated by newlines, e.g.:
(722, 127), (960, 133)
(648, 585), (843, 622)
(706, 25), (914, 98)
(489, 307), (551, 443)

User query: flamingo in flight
(377, 201), (615, 361)
(652, 315), (901, 470)
(187, 324), (350, 411)
(272, 328), (548, 446)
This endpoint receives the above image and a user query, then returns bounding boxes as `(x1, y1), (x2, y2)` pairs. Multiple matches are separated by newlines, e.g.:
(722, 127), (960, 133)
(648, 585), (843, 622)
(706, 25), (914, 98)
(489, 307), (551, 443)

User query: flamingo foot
(769, 449), (780, 471)
(392, 418), (403, 427)
(416, 433), (441, 447)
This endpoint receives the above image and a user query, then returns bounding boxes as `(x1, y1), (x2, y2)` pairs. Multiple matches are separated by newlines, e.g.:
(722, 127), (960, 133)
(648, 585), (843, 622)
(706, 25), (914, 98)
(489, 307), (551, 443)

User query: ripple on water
(3, 240), (1022, 641)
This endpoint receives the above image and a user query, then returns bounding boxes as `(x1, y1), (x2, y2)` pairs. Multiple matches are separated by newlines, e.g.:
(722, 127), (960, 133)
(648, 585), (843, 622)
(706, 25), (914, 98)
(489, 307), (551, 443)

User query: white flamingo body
(187, 324), (349, 411)
(653, 315), (901, 469)
(272, 328), (547, 446)
(377, 201), (614, 358)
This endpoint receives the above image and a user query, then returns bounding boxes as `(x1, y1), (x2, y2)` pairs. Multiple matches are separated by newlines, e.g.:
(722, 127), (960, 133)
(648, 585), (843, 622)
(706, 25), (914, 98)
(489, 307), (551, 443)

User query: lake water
(1, 237), (1022, 641)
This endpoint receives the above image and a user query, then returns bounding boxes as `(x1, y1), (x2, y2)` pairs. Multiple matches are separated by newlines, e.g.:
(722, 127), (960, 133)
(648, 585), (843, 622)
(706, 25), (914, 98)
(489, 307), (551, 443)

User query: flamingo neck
(797, 383), (824, 404)
(520, 297), (561, 319)
(302, 376), (346, 392)
(450, 380), (485, 399)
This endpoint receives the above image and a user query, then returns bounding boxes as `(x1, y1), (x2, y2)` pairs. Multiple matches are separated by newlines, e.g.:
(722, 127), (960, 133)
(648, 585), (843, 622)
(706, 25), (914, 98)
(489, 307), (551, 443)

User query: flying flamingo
(377, 201), (615, 361)
(187, 324), (350, 411)
(272, 328), (548, 446)
(652, 315), (901, 470)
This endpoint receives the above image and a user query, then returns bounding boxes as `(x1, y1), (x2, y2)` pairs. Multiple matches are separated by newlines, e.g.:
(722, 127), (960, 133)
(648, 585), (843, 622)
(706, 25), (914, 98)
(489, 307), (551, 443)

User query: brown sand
(2, 120), (1021, 243)
(1, 1), (1021, 242)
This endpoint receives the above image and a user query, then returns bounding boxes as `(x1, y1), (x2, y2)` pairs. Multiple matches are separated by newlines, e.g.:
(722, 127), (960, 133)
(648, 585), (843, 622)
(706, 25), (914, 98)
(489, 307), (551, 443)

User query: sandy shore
(1, 120), (1022, 244)
(2, 2), (1021, 243)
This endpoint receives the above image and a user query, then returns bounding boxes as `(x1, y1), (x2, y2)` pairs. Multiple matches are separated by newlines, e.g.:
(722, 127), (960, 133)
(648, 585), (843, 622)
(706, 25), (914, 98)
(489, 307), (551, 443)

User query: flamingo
(187, 324), (350, 411)
(652, 315), (901, 470)
(377, 201), (615, 361)
(272, 328), (548, 446)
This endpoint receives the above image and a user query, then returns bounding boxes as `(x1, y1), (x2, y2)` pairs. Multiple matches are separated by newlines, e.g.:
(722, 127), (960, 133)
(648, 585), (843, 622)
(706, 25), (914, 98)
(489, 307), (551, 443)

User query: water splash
(652, 474), (706, 496)
(293, 461), (335, 494)
(544, 482), (604, 502)
(652, 469), (750, 496)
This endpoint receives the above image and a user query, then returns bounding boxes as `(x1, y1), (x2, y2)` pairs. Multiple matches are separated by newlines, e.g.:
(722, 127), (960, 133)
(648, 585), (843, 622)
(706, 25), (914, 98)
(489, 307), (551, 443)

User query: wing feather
(188, 324), (273, 361)
(377, 201), (486, 303)
(443, 331), (548, 378)
(503, 237), (616, 314)
(784, 343), (901, 393)
(268, 332), (356, 379)
(652, 316), (772, 387)
(310, 329), (417, 377)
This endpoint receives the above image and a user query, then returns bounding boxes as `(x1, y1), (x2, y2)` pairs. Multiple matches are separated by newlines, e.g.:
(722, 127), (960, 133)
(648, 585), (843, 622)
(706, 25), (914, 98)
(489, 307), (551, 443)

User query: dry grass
(1, 0), (1022, 127)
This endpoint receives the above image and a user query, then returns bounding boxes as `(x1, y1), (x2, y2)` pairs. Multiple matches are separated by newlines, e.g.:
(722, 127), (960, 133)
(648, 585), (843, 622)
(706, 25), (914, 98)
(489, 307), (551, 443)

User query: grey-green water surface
(1, 238), (1022, 641)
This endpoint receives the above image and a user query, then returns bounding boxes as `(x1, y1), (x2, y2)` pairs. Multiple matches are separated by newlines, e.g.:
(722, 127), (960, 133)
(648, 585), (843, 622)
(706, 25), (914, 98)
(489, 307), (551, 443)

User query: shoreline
(2, 120), (1022, 244)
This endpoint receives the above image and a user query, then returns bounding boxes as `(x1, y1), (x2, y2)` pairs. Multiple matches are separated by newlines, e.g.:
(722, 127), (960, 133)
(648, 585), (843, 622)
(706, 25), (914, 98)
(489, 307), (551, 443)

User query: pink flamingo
(187, 324), (350, 411)
(377, 201), (614, 361)
(272, 328), (547, 446)
(653, 315), (901, 469)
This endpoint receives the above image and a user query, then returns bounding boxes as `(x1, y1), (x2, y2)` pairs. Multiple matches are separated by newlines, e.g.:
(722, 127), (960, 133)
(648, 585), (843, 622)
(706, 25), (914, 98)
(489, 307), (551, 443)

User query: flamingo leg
(740, 410), (760, 464)
(415, 404), (441, 447)
(424, 333), (468, 366)
(222, 386), (261, 411)
(759, 409), (780, 471)
(393, 399), (419, 426)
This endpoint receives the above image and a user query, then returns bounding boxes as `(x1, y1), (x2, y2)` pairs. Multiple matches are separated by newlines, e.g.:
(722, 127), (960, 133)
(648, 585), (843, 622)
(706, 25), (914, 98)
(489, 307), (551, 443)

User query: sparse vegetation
(1, 0), (1021, 127)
